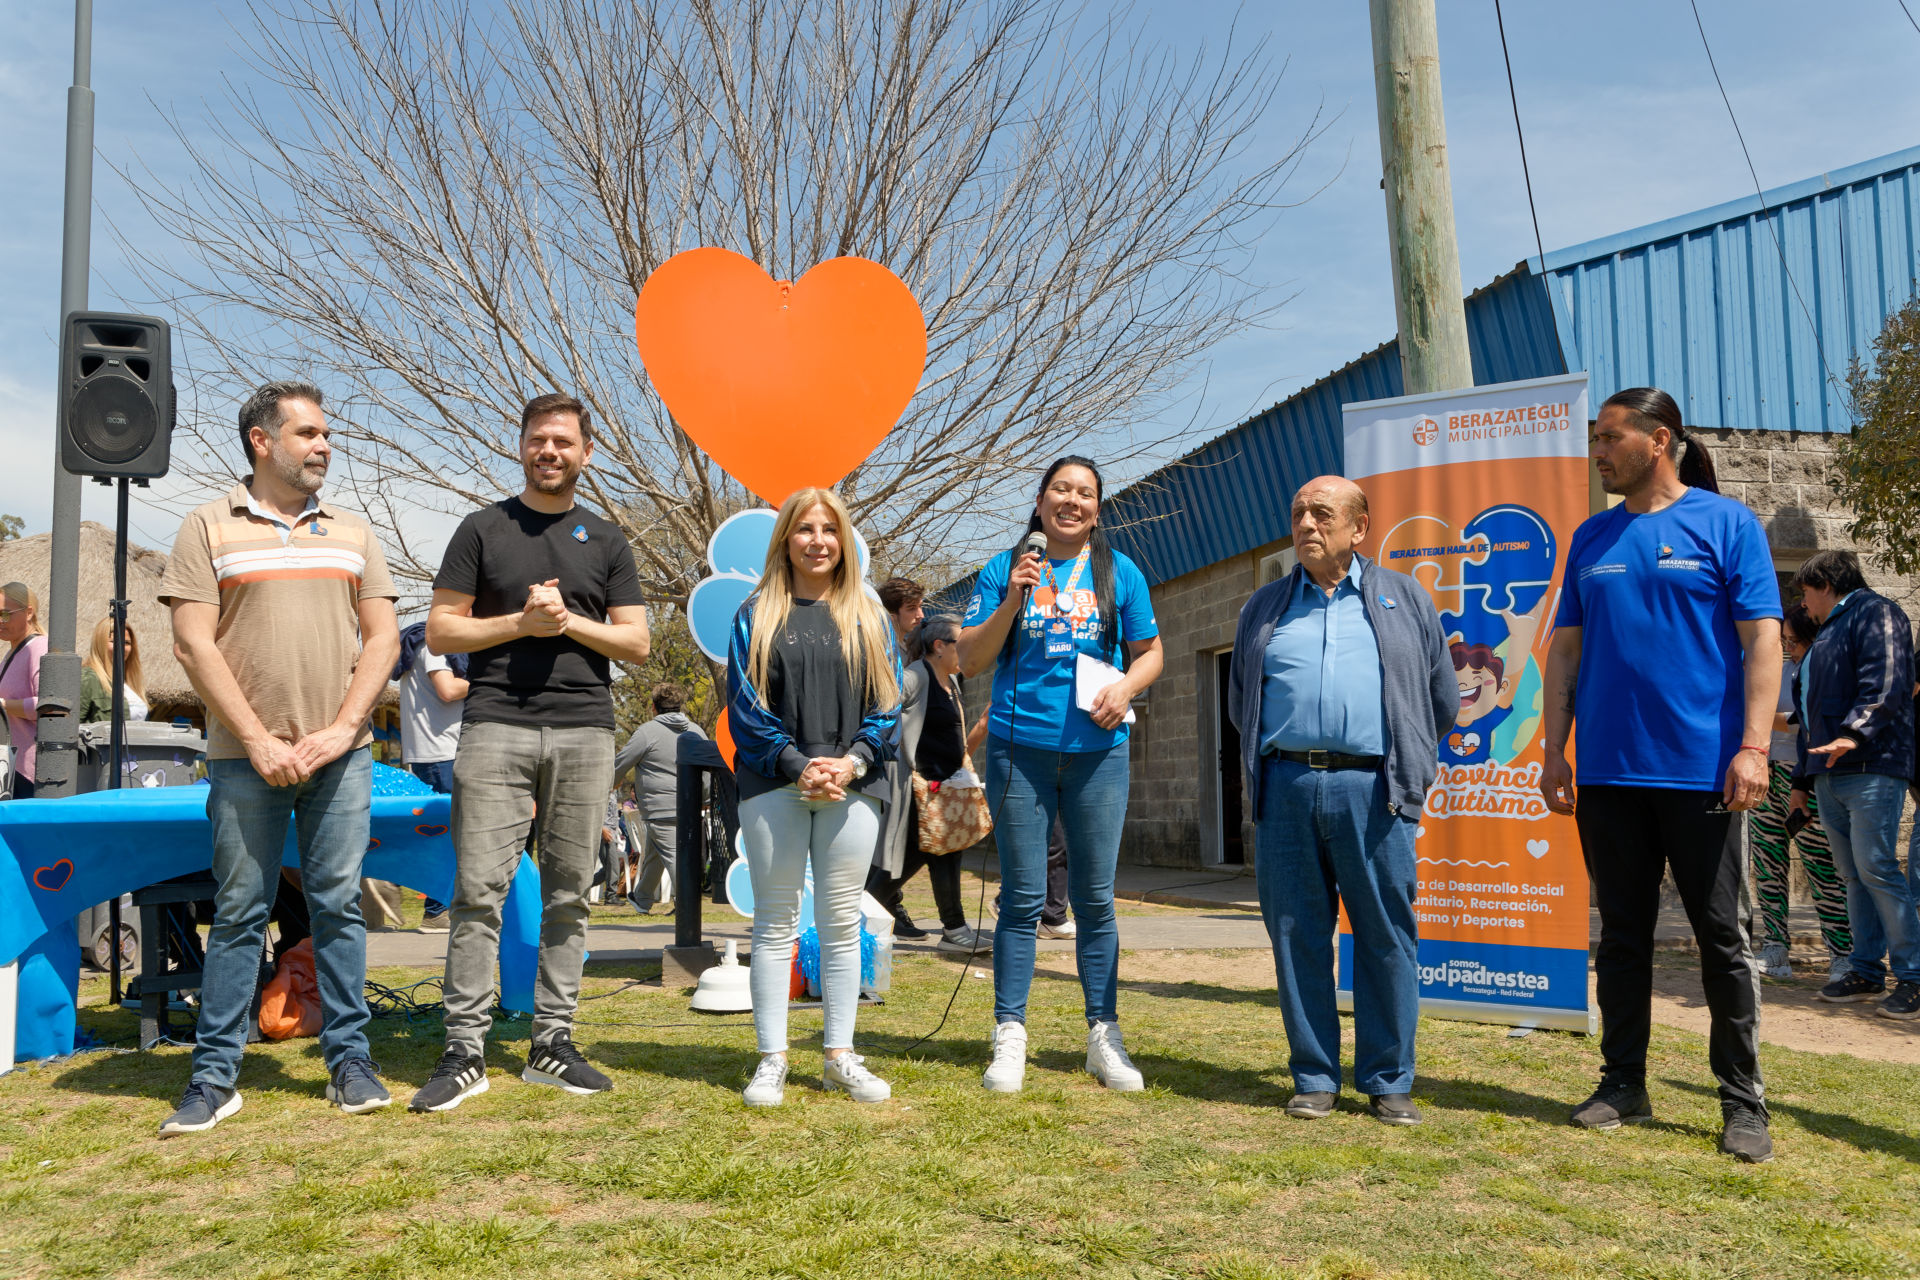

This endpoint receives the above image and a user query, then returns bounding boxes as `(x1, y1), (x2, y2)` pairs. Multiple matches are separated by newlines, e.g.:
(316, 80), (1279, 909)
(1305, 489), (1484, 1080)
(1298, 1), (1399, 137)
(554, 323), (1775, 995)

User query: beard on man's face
(524, 456), (580, 494)
(1598, 446), (1655, 496)
(269, 444), (327, 495)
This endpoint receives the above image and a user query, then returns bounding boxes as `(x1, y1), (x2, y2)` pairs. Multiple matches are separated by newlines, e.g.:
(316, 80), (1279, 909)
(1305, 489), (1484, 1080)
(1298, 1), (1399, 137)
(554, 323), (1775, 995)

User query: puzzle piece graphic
(1376, 514), (1472, 619)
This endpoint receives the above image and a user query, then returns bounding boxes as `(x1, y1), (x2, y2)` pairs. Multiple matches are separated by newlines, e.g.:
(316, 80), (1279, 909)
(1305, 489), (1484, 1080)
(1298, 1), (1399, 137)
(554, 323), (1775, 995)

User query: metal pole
(1369, 0), (1473, 396)
(39, 0), (95, 799)
(107, 476), (128, 1003)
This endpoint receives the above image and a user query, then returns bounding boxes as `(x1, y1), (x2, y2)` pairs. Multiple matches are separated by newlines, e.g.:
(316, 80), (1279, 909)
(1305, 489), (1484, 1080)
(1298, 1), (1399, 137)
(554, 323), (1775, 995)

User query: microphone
(1019, 531), (1048, 604)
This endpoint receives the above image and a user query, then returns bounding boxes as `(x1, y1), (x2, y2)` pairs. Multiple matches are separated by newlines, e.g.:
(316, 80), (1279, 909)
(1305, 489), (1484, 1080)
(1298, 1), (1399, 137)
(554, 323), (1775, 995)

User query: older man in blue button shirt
(1229, 476), (1456, 1126)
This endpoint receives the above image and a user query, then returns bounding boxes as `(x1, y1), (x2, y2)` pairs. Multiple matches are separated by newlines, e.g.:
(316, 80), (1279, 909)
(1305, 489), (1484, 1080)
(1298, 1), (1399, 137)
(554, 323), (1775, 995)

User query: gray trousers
(442, 720), (616, 1054)
(627, 813), (675, 910)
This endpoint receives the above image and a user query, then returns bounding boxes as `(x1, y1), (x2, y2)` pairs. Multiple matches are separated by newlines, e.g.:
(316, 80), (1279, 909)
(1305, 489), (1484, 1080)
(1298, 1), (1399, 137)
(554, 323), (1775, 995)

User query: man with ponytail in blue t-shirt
(1540, 387), (1782, 1164)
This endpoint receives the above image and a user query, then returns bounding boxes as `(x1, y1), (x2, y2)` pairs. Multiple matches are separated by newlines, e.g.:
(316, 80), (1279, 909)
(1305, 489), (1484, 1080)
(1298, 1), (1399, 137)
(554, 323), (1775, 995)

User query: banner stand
(1337, 988), (1596, 1034)
(1339, 373), (1597, 1035)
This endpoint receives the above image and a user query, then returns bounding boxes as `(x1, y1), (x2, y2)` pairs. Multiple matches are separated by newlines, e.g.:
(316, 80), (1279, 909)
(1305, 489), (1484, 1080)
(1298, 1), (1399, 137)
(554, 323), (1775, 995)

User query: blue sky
(2, 0), (1917, 560)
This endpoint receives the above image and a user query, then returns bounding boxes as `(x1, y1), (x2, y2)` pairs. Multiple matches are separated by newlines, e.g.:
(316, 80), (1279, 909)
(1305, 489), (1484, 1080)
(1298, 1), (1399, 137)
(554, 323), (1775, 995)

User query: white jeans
(739, 786), (881, 1053)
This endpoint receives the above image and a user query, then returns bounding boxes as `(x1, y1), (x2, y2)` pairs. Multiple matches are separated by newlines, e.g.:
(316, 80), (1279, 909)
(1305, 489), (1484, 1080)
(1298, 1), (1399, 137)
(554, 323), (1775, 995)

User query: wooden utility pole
(1370, 0), (1473, 395)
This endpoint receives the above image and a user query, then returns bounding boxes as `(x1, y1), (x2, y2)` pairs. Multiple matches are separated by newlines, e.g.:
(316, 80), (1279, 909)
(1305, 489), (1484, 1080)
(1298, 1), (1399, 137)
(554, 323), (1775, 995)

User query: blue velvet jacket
(725, 594), (901, 787)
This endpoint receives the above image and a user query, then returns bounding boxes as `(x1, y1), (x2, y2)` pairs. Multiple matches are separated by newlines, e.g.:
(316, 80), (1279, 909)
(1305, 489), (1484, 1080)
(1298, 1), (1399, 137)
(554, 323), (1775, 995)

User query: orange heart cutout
(634, 248), (926, 505)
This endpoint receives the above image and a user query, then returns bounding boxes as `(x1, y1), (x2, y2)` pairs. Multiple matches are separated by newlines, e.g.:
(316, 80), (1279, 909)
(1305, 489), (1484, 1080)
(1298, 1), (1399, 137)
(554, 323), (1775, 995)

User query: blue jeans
(1254, 755), (1419, 1096)
(985, 737), (1127, 1025)
(409, 760), (454, 915)
(1816, 772), (1920, 986)
(739, 786), (881, 1053)
(192, 747), (374, 1088)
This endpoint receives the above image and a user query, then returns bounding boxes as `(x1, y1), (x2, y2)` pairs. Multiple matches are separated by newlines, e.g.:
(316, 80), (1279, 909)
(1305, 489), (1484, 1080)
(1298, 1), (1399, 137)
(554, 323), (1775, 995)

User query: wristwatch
(849, 757), (868, 781)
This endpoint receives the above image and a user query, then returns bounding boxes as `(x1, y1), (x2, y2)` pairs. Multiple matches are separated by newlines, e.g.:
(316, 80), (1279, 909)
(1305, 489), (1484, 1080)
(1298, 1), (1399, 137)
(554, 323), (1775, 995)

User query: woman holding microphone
(728, 487), (902, 1108)
(959, 456), (1164, 1092)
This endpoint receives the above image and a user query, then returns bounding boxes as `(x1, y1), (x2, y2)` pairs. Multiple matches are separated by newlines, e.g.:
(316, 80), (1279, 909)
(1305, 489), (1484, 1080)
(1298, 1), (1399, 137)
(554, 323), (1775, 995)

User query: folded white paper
(942, 767), (985, 791)
(1074, 653), (1136, 725)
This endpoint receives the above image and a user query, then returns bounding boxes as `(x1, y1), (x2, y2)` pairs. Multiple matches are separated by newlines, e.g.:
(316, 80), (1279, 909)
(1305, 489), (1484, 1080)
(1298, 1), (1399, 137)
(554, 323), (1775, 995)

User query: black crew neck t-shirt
(433, 497), (645, 730)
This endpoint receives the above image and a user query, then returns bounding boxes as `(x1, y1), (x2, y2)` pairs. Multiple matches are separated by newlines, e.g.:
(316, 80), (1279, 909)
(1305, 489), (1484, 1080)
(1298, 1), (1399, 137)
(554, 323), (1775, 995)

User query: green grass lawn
(3, 951), (1918, 1280)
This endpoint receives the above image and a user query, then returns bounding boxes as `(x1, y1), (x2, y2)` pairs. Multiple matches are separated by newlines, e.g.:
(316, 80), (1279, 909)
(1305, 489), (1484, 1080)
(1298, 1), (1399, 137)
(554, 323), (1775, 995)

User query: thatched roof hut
(0, 522), (198, 719)
(0, 521), (400, 725)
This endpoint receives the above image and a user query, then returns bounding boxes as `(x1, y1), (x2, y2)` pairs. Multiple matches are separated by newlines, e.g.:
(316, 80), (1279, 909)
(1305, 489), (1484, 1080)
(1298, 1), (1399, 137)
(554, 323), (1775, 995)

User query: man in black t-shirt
(409, 392), (650, 1113)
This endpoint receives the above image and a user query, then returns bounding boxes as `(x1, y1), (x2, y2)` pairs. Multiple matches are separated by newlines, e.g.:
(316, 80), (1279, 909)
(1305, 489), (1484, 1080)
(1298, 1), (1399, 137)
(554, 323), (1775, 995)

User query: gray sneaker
(1757, 941), (1792, 979)
(159, 1081), (242, 1137)
(937, 925), (991, 955)
(326, 1057), (393, 1114)
(1719, 1100), (1773, 1163)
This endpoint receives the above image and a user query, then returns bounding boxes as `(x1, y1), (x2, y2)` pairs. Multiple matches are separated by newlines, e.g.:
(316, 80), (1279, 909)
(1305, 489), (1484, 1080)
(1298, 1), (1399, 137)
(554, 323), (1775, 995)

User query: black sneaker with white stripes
(523, 1035), (613, 1095)
(408, 1050), (490, 1113)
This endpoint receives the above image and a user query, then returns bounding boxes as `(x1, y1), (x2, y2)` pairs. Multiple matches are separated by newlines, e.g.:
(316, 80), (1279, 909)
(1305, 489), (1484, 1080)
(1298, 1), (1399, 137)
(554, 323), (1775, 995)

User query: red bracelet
(1737, 745), (1768, 756)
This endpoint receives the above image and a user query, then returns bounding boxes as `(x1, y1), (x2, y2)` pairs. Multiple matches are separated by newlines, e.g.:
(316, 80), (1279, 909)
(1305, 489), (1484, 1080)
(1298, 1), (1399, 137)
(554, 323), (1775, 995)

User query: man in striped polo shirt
(157, 380), (401, 1136)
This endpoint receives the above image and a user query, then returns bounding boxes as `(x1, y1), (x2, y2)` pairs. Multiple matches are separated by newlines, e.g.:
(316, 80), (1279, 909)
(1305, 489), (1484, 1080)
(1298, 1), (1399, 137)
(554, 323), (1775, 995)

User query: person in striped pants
(1752, 604), (1853, 979)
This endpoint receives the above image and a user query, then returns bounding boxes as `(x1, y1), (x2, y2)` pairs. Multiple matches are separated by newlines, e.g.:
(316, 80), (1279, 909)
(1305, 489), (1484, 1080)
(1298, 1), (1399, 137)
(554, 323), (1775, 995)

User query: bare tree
(126, 0), (1321, 601)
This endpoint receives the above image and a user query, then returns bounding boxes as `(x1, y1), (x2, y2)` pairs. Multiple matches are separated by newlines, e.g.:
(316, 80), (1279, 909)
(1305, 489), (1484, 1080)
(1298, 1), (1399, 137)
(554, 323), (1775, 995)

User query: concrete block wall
(1704, 427), (1920, 614)
(1120, 542), (1277, 868)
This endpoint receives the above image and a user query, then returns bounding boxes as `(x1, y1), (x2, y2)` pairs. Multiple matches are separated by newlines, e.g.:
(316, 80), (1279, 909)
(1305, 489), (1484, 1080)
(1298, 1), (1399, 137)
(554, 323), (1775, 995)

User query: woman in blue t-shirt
(958, 456), (1164, 1094)
(727, 487), (902, 1109)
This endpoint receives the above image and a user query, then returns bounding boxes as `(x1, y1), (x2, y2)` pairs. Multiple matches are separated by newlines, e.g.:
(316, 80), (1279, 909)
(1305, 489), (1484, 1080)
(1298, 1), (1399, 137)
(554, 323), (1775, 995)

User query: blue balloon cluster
(686, 509), (778, 661)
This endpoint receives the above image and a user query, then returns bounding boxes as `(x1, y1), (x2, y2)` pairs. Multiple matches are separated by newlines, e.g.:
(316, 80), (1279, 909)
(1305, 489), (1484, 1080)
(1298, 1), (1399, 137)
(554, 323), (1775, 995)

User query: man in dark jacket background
(1794, 551), (1919, 1017)
(613, 682), (708, 913)
(1228, 476), (1456, 1128)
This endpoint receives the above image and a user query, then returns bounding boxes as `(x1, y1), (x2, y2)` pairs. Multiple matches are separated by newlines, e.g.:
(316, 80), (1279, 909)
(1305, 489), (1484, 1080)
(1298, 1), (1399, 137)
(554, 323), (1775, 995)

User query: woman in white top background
(80, 615), (150, 725)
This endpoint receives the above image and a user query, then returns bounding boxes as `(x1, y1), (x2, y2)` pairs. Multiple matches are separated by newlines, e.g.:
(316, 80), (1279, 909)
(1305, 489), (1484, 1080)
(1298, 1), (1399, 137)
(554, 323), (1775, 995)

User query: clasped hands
(247, 721), (358, 787)
(520, 578), (571, 637)
(798, 756), (859, 801)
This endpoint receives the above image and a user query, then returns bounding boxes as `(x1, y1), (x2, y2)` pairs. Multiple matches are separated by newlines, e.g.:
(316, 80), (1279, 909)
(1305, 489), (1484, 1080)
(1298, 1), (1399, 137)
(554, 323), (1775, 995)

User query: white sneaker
(1758, 941), (1792, 979)
(743, 1054), (788, 1108)
(982, 1021), (1028, 1092)
(938, 925), (991, 955)
(1037, 918), (1077, 939)
(1086, 1021), (1144, 1092)
(822, 1052), (891, 1103)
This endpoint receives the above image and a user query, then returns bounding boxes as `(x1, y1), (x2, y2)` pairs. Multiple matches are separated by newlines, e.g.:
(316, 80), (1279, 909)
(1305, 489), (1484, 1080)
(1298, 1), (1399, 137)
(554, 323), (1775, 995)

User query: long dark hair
(1601, 387), (1718, 493)
(1021, 456), (1121, 654)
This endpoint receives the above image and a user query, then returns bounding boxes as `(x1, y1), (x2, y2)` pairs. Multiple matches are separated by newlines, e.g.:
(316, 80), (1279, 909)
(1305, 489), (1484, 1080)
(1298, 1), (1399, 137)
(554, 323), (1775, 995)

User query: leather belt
(1276, 749), (1383, 771)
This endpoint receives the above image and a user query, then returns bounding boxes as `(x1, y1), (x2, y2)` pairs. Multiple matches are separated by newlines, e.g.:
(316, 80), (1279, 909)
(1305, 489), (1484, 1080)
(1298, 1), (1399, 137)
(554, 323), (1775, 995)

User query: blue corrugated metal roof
(1106, 265), (1565, 585)
(1106, 145), (1920, 587)
(1538, 144), (1920, 433)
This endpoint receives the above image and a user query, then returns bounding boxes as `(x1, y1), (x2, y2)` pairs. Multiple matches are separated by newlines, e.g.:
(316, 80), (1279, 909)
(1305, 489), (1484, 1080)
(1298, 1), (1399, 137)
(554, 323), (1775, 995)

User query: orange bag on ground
(258, 938), (323, 1040)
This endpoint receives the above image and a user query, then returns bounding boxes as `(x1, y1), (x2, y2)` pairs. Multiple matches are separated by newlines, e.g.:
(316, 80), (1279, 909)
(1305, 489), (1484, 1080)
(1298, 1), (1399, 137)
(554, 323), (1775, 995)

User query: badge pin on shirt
(573, 524), (589, 543)
(1658, 544), (1674, 558)
(309, 522), (327, 536)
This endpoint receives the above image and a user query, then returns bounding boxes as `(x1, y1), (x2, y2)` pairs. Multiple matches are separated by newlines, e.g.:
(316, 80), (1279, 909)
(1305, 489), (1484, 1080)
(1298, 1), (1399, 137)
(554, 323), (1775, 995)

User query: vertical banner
(1339, 373), (1595, 1032)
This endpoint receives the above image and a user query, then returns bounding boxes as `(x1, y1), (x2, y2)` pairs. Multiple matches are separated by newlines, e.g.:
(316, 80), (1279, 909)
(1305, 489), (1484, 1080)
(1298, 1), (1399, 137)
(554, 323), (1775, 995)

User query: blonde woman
(727, 488), (901, 1107)
(81, 616), (150, 724)
(0, 582), (47, 798)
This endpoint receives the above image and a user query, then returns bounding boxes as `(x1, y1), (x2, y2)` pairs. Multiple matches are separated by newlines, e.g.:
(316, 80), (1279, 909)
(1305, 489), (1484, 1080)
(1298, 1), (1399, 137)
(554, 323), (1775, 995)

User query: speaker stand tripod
(95, 473), (146, 1007)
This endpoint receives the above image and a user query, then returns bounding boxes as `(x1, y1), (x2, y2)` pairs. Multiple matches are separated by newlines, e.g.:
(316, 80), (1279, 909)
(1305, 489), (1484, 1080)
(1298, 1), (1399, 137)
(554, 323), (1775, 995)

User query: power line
(1687, 0), (1841, 399)
(1898, 0), (1920, 37)
(1490, 1), (1565, 366)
